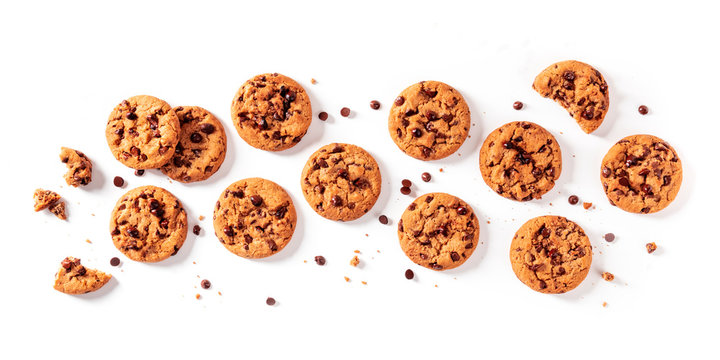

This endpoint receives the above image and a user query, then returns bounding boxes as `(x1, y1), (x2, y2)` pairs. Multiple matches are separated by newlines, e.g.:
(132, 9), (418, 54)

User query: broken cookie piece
(33, 189), (61, 212)
(49, 201), (67, 220)
(53, 257), (111, 295)
(532, 60), (609, 134)
(60, 147), (93, 187)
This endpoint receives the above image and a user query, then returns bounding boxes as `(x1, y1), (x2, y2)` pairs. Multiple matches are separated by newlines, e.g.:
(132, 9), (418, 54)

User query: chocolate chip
(370, 100), (380, 110)
(502, 141), (514, 149)
(568, 195), (579, 205)
(266, 297), (276, 306)
(538, 280), (547, 289)
(61, 258), (72, 269)
(113, 176), (124, 187)
(76, 266), (86, 276)
(456, 206), (467, 215)
(126, 227), (139, 238)
(134, 169), (144, 176)
(318, 112), (328, 121)
(337, 169), (349, 179)
(340, 107), (351, 117)
(411, 128), (422, 137)
(126, 112), (137, 120)
(663, 175), (671, 186)
(110, 257), (120, 266)
(222, 226), (234, 237)
(405, 269), (414, 279)
(400, 186), (411, 195)
(193, 225), (201, 235)
(583, 107), (594, 120)
(401, 179), (412, 187)
(423, 88), (438, 97)
(618, 177), (630, 187)
(378, 215), (389, 225)
(201, 279), (211, 289)
(646, 242), (657, 253)
(604, 233), (615, 242)
(314, 255), (326, 265)
(421, 146), (432, 158)
(642, 184), (653, 194)
(431, 263), (443, 270)
(420, 173), (432, 183)
(250, 195), (263, 206)
(190, 132), (202, 143)
(563, 71), (575, 81)
(331, 195), (343, 207)
(513, 101), (523, 110)
(638, 105), (649, 115)
(638, 168), (650, 176)
(450, 252), (460, 261)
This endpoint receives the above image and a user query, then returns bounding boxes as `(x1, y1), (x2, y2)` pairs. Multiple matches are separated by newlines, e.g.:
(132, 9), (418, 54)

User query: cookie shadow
(75, 276), (118, 299)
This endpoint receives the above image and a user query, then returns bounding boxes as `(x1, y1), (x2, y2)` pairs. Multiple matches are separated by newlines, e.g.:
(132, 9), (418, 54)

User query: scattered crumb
(602, 302), (608, 307)
(376, 250), (380, 253)
(549, 202), (553, 206)
(354, 250), (360, 254)
(198, 215), (205, 221)
(311, 78), (317, 84)
(365, 233), (368, 237)
(434, 284), (438, 288)
(646, 242), (657, 253)
(602, 272), (615, 281)
(361, 281), (367, 285)
(344, 276), (350, 282)
(91, 213), (95, 216)
(583, 202), (592, 210)
(218, 291), (222, 296)
(85, 239), (92, 244)
(439, 168), (444, 172)
(195, 294), (201, 300)
(49, 201), (67, 220)
(486, 220), (491, 224)
(350, 256), (360, 267)
(303, 260), (307, 263)
(192, 261), (196, 264)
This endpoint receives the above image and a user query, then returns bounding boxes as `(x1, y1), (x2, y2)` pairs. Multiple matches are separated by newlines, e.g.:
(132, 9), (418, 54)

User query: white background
(1, 1), (718, 358)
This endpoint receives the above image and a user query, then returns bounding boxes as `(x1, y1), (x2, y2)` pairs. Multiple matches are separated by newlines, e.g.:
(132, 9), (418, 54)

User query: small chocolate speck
(421, 172), (431, 182)
(378, 215), (389, 225)
(318, 112), (328, 121)
(370, 100), (380, 110)
(340, 107), (351, 117)
(568, 195), (579, 205)
(266, 297), (276, 306)
(314, 256), (326, 265)
(113, 176), (124, 188)
(513, 101), (524, 110)
(110, 257), (120, 266)
(201, 279), (211, 289)
(638, 105), (649, 115)
(401, 179), (412, 187)
(193, 225), (201, 235)
(604, 233), (615, 242)
(400, 186), (411, 195)
(405, 269), (414, 280)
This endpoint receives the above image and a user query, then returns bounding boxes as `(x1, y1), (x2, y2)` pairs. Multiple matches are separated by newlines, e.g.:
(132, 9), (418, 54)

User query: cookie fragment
(510, 216), (592, 294)
(33, 189), (61, 212)
(53, 257), (111, 295)
(49, 201), (67, 220)
(59, 147), (92, 187)
(602, 272), (615, 281)
(532, 60), (609, 133)
(646, 242), (658, 253)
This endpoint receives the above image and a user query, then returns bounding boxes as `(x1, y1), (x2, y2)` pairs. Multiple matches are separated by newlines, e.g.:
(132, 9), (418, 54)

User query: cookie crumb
(646, 242), (657, 254)
(568, 195), (579, 205)
(361, 281), (367, 285)
(311, 78), (317, 84)
(439, 168), (444, 172)
(602, 302), (608, 307)
(85, 239), (92, 244)
(195, 294), (201, 300)
(583, 202), (592, 210)
(344, 276), (350, 282)
(602, 272), (615, 281)
(350, 256), (360, 267)
(314, 255), (326, 266)
(303, 260), (307, 263)
(49, 201), (67, 220)
(434, 284), (438, 288)
(198, 215), (205, 221)
(218, 291), (222, 296)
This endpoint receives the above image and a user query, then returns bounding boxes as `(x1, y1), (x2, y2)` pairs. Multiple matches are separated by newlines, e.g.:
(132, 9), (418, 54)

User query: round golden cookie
(532, 60), (609, 134)
(231, 73), (312, 151)
(600, 134), (682, 214)
(479, 121), (562, 201)
(110, 186), (188, 262)
(106, 95), (180, 169)
(388, 81), (471, 160)
(300, 143), (382, 221)
(213, 178), (297, 258)
(510, 216), (592, 294)
(160, 106), (227, 183)
(397, 193), (480, 271)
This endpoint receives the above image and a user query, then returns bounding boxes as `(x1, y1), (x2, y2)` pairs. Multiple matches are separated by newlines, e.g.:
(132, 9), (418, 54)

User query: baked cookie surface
(300, 143), (382, 221)
(510, 216), (592, 294)
(53, 257), (111, 295)
(106, 95), (180, 169)
(33, 189), (60, 212)
(388, 81), (471, 160)
(532, 60), (609, 134)
(160, 106), (227, 183)
(601, 134), (682, 214)
(479, 121), (562, 201)
(110, 186), (188, 262)
(213, 178), (296, 258)
(398, 193), (480, 271)
(60, 147), (92, 186)
(231, 73), (312, 151)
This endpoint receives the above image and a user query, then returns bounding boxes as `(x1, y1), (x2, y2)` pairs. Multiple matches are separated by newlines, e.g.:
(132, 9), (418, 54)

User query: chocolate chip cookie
(110, 186), (188, 262)
(231, 73), (312, 151)
(106, 95), (180, 169)
(60, 147), (92, 186)
(53, 257), (111, 295)
(160, 106), (227, 183)
(532, 60), (609, 134)
(601, 134), (682, 213)
(397, 193), (480, 271)
(510, 216), (592, 294)
(213, 178), (297, 258)
(479, 121), (562, 201)
(300, 143), (382, 221)
(388, 81), (471, 160)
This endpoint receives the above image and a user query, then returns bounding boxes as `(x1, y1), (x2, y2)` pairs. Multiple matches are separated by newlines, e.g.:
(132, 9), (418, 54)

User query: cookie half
(106, 95), (180, 169)
(300, 143), (382, 221)
(398, 193), (480, 271)
(231, 73), (312, 151)
(53, 257), (111, 295)
(532, 60), (609, 133)
(601, 134), (682, 214)
(388, 81), (471, 160)
(110, 186), (188, 262)
(213, 178), (297, 258)
(479, 121), (562, 201)
(160, 106), (227, 183)
(60, 147), (92, 186)
(510, 216), (592, 294)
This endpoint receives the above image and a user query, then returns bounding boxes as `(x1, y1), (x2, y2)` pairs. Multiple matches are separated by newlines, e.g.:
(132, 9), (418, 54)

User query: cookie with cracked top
(601, 134), (682, 213)
(389, 81), (471, 160)
(398, 193), (480, 271)
(300, 143), (382, 221)
(60, 147), (92, 186)
(53, 257), (111, 295)
(231, 73), (312, 151)
(510, 216), (592, 294)
(479, 121), (562, 201)
(532, 60), (609, 134)
(160, 106), (227, 183)
(106, 95), (180, 169)
(213, 178), (296, 258)
(110, 186), (188, 262)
